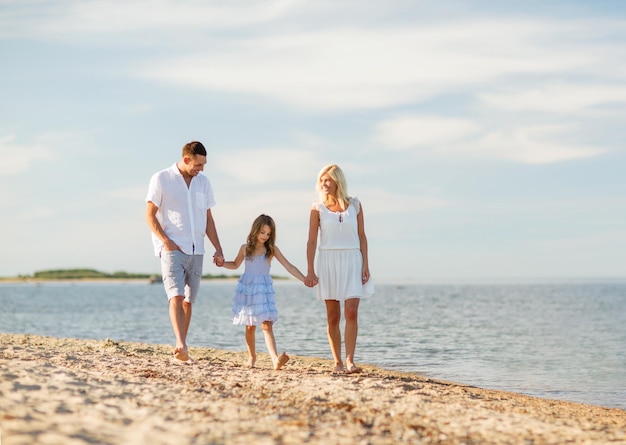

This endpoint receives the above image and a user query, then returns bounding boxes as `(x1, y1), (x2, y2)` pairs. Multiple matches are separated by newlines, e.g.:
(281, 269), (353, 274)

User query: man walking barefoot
(146, 141), (224, 362)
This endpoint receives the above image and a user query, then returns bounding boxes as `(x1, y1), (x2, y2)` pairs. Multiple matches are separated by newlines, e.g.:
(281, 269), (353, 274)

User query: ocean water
(1, 280), (624, 410)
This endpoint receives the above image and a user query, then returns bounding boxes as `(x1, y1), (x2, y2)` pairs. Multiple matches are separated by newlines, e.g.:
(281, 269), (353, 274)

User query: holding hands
(305, 273), (318, 288)
(213, 251), (224, 267)
(215, 241), (316, 289)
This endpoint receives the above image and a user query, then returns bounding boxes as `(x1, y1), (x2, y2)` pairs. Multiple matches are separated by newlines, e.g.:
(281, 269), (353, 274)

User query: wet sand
(1, 334), (624, 444)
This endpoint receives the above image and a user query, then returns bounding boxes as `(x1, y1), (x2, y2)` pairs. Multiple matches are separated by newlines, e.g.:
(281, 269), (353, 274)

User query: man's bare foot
(345, 362), (361, 374)
(274, 352), (290, 370)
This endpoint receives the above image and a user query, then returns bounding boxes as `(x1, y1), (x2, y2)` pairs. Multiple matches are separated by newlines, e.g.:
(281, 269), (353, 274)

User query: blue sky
(1, 0), (625, 281)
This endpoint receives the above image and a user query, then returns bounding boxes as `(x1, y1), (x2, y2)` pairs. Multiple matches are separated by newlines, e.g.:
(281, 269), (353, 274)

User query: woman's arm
(220, 244), (246, 270)
(357, 203), (370, 284)
(305, 209), (320, 286)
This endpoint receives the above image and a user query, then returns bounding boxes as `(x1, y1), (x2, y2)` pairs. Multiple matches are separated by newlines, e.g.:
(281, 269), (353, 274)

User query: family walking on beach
(145, 141), (373, 373)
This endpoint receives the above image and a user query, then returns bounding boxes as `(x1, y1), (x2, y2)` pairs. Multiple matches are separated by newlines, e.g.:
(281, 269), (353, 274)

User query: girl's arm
(220, 244), (246, 270)
(305, 209), (320, 286)
(357, 203), (370, 284)
(273, 246), (306, 283)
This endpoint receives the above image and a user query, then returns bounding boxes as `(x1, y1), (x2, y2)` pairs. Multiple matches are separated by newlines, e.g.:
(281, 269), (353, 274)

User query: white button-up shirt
(146, 163), (216, 256)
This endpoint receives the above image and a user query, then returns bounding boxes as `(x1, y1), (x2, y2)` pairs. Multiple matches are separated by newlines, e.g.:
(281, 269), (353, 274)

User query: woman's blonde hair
(245, 214), (276, 261)
(317, 164), (349, 210)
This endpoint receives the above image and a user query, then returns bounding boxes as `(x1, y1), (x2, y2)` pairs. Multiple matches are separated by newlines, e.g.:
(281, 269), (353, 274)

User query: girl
(221, 214), (308, 370)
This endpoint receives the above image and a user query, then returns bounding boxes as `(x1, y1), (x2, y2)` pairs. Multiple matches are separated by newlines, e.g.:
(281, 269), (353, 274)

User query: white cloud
(0, 0), (300, 38)
(374, 116), (608, 164)
(106, 186), (148, 201)
(362, 189), (449, 215)
(376, 116), (481, 150)
(133, 20), (598, 110)
(0, 134), (54, 176)
(216, 189), (313, 224)
(215, 148), (321, 185)
(5, 2), (623, 114)
(479, 83), (626, 113)
(475, 124), (607, 164)
(7, 204), (55, 223)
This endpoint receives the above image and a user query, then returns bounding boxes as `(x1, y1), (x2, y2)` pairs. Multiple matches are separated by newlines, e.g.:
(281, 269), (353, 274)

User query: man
(146, 141), (224, 362)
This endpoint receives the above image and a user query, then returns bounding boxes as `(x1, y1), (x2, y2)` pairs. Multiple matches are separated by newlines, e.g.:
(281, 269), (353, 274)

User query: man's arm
(205, 208), (224, 266)
(146, 201), (179, 251)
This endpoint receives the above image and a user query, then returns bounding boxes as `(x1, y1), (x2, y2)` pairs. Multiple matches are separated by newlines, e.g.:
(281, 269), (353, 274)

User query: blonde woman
(306, 164), (374, 374)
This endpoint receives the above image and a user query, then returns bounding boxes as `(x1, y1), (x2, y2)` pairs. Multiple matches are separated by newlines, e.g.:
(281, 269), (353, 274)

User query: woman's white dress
(314, 197), (374, 301)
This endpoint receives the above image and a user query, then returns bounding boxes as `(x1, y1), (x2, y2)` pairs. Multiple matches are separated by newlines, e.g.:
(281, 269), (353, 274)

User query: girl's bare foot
(274, 352), (290, 370)
(173, 347), (189, 362)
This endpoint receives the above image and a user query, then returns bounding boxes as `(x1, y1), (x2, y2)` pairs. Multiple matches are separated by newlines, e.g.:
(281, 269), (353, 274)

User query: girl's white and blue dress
(231, 254), (278, 326)
(314, 197), (375, 301)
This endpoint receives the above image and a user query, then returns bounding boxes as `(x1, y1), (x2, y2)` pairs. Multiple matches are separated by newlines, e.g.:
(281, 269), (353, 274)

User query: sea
(1, 279), (624, 410)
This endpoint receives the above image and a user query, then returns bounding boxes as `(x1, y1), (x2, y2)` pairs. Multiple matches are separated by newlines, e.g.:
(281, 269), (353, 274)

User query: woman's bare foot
(274, 352), (290, 370)
(332, 364), (345, 374)
(247, 357), (256, 368)
(345, 362), (361, 374)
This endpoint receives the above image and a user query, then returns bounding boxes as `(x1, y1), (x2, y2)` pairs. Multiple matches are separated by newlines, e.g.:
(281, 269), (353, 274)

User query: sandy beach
(1, 334), (624, 444)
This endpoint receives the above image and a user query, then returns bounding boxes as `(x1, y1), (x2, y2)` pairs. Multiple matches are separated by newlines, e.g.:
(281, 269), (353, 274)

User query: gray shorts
(160, 250), (203, 303)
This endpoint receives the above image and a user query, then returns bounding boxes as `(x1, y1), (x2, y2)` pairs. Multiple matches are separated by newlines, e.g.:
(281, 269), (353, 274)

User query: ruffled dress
(231, 254), (278, 326)
(314, 197), (375, 301)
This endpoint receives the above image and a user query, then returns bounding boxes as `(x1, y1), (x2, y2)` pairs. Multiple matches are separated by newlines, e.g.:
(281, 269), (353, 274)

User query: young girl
(221, 214), (308, 370)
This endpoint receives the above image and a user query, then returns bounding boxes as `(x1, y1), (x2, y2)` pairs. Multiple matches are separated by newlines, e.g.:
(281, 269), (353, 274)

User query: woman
(305, 164), (374, 374)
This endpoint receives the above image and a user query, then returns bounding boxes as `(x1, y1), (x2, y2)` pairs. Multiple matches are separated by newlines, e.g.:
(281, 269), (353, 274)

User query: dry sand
(1, 334), (624, 445)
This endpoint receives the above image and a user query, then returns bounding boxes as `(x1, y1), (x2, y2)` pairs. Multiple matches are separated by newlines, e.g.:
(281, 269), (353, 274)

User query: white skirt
(316, 249), (375, 301)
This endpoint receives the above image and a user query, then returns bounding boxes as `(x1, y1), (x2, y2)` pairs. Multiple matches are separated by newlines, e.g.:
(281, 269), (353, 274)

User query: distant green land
(0, 268), (287, 282)
(1, 268), (238, 281)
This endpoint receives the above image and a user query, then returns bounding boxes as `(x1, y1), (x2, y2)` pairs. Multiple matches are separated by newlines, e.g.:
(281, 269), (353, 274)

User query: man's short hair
(182, 141), (207, 157)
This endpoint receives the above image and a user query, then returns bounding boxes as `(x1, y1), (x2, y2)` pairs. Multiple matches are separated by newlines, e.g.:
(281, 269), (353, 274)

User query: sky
(1, 0), (625, 282)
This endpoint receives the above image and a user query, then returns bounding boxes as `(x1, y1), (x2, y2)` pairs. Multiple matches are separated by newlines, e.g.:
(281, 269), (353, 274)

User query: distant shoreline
(2, 272), (625, 285)
(0, 276), (293, 284)
(0, 268), (241, 283)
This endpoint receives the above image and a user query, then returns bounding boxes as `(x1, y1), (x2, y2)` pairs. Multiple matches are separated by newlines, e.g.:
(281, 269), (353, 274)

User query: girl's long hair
(245, 214), (276, 261)
(317, 164), (349, 210)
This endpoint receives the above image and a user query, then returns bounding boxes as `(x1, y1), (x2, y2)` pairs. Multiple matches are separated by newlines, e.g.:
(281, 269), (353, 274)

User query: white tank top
(313, 197), (361, 250)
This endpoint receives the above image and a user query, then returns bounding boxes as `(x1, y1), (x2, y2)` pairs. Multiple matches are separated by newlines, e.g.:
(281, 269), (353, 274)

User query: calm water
(1, 280), (624, 409)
